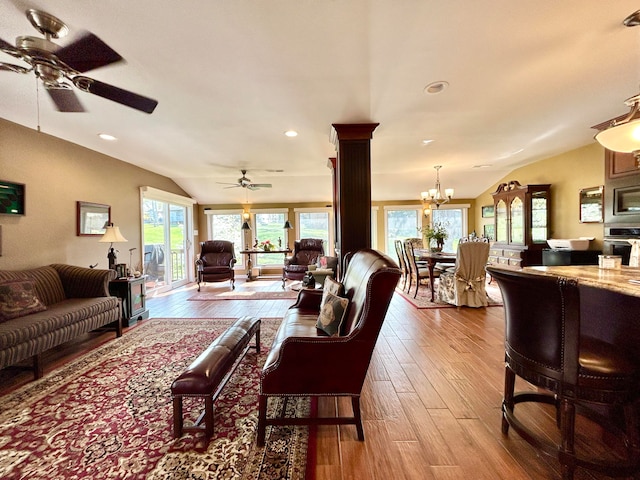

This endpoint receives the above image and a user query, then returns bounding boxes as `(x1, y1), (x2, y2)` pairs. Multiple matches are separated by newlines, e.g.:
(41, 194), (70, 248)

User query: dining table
(414, 249), (457, 301)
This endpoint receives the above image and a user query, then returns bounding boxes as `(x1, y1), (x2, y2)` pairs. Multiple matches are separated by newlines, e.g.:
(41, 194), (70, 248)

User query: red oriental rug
(0, 318), (310, 480)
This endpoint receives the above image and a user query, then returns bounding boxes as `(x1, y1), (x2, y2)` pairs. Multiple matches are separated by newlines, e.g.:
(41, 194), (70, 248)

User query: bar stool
(487, 266), (640, 480)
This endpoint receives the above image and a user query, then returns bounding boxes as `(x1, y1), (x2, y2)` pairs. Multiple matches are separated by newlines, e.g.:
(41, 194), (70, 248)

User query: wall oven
(603, 226), (640, 265)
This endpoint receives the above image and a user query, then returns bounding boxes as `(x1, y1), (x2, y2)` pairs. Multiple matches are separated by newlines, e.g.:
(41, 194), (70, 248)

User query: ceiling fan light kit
(0, 9), (158, 114)
(216, 170), (272, 190)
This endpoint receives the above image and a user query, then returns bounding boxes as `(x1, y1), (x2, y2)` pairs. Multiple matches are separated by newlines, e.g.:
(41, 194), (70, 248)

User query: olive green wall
(474, 143), (605, 250)
(0, 119), (189, 270)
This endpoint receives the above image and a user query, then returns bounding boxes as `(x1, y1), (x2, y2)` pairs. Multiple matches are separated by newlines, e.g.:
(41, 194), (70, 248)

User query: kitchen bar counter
(519, 265), (640, 298)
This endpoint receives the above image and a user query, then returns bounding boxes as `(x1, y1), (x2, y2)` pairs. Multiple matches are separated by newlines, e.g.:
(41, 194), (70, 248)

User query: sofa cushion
(316, 292), (349, 337)
(0, 266), (66, 306)
(0, 279), (47, 321)
(0, 296), (119, 350)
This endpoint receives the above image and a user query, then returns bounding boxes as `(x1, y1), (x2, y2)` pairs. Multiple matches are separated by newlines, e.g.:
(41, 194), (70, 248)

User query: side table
(109, 276), (149, 327)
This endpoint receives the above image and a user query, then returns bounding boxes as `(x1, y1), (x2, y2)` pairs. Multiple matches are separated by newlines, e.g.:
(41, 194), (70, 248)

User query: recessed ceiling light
(423, 81), (449, 95)
(422, 139), (434, 145)
(284, 130), (298, 137)
(98, 133), (117, 141)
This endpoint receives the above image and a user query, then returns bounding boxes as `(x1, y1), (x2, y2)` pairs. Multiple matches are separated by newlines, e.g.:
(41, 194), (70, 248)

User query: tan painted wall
(0, 119), (190, 270)
(474, 143), (605, 250)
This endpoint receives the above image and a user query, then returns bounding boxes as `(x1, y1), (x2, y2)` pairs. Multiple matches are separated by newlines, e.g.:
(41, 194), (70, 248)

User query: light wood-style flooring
(0, 277), (628, 480)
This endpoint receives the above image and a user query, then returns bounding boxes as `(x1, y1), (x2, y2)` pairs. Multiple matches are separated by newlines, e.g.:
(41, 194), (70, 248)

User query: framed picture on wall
(481, 205), (494, 218)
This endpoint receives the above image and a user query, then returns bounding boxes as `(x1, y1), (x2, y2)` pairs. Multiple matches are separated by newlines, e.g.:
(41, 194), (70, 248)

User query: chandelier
(421, 165), (454, 209)
(594, 10), (640, 157)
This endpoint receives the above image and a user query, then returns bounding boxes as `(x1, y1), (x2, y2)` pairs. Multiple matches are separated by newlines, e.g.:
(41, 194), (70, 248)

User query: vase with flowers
(422, 223), (448, 252)
(259, 239), (275, 251)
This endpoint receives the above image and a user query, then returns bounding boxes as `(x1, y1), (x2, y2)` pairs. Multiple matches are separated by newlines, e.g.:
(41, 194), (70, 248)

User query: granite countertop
(517, 265), (640, 298)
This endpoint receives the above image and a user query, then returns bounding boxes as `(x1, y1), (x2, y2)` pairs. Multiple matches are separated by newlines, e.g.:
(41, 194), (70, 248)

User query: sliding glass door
(141, 187), (195, 294)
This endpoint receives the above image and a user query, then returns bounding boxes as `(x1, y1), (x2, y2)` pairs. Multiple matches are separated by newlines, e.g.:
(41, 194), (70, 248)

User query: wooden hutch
(488, 180), (551, 268)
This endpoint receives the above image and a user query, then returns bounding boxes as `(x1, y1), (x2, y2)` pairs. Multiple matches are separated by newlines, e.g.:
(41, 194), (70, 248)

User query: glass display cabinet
(489, 181), (551, 267)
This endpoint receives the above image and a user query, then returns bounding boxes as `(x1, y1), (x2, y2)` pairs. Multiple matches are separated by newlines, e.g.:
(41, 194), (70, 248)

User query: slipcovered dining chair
(436, 240), (490, 307)
(195, 240), (237, 291)
(487, 266), (640, 480)
(403, 240), (439, 299)
(282, 238), (324, 287)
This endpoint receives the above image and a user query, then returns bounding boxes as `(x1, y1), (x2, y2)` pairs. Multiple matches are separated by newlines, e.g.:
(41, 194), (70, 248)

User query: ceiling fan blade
(46, 88), (85, 112)
(250, 184), (272, 188)
(0, 36), (19, 56)
(55, 32), (123, 73)
(0, 62), (30, 74)
(223, 185), (241, 189)
(73, 76), (158, 113)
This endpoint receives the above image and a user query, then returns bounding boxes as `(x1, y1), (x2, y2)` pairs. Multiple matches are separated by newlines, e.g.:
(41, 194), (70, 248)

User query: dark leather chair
(487, 266), (640, 480)
(196, 240), (236, 291)
(281, 238), (324, 287)
(257, 249), (402, 446)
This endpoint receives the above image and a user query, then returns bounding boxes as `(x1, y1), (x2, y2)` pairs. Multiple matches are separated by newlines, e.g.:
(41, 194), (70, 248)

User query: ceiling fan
(0, 9), (158, 114)
(217, 170), (272, 190)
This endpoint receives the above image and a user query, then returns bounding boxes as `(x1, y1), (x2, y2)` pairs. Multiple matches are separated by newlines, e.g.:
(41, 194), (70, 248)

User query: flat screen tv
(0, 180), (25, 215)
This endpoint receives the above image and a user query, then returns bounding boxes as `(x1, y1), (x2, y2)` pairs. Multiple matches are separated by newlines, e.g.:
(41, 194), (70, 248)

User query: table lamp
(99, 223), (128, 270)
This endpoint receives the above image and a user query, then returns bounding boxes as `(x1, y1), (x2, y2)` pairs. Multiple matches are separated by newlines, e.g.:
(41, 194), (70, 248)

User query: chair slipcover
(436, 241), (489, 307)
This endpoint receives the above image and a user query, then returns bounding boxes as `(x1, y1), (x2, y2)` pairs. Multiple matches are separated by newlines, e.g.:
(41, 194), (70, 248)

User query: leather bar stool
(487, 266), (640, 480)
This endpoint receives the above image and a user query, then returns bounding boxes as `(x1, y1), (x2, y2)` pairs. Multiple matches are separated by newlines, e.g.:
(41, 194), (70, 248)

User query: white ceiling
(1, 1), (640, 205)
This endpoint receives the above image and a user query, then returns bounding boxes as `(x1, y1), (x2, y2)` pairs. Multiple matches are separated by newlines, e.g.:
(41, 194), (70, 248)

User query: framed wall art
(481, 205), (494, 218)
(77, 201), (111, 236)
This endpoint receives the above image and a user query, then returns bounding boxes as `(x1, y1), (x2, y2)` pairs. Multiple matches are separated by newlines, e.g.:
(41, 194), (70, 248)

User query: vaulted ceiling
(1, 1), (639, 204)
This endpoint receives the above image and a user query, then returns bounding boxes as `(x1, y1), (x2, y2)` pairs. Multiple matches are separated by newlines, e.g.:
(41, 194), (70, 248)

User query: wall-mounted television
(0, 180), (25, 215)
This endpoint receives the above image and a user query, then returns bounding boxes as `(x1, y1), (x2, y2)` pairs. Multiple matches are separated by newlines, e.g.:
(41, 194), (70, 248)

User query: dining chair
(436, 240), (489, 307)
(403, 240), (438, 299)
(487, 266), (640, 480)
(394, 239), (408, 291)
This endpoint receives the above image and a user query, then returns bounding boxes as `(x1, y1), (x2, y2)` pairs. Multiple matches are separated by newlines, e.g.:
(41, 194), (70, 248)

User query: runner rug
(395, 280), (503, 309)
(0, 318), (309, 480)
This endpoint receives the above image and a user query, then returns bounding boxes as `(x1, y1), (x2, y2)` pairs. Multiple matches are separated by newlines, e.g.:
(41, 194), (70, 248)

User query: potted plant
(422, 223), (448, 252)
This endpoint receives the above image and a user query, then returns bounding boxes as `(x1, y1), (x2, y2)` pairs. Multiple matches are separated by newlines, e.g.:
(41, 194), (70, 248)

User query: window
(209, 212), (243, 256)
(431, 205), (469, 253)
(255, 211), (286, 265)
(295, 208), (332, 254)
(384, 207), (421, 262)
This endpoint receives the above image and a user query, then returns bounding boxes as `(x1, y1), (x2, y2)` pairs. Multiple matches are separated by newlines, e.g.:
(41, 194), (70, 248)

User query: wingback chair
(258, 249), (402, 446)
(436, 240), (490, 307)
(195, 240), (236, 291)
(281, 238), (324, 287)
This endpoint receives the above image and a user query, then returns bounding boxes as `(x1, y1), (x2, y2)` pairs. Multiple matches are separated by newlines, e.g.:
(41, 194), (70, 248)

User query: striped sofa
(0, 264), (121, 379)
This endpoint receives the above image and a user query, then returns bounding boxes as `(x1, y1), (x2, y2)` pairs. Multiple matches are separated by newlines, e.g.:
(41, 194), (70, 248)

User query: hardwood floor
(0, 278), (626, 479)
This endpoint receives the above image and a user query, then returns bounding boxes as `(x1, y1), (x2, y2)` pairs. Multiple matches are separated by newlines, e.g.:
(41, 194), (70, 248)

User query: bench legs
(172, 396), (215, 439)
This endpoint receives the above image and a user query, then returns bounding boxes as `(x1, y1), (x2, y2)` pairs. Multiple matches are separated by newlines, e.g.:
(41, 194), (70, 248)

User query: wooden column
(330, 123), (379, 262)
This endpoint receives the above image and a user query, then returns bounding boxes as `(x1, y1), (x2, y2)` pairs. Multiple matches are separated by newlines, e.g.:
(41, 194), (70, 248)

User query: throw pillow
(323, 276), (344, 297)
(316, 291), (349, 337)
(0, 279), (47, 321)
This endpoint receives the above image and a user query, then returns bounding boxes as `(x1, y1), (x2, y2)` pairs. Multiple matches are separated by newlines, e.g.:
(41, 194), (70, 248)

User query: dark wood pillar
(330, 123), (379, 262)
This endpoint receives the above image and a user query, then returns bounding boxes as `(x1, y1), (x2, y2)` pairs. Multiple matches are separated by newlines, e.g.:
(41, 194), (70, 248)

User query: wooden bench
(171, 316), (261, 438)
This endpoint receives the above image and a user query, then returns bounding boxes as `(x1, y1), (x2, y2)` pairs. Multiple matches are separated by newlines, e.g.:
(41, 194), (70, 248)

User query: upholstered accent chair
(196, 240), (236, 291)
(282, 238), (324, 287)
(436, 240), (490, 307)
(487, 266), (640, 480)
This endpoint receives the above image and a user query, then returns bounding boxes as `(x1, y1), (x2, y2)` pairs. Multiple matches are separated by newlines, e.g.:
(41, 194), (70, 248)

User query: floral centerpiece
(422, 223), (448, 252)
(259, 240), (275, 251)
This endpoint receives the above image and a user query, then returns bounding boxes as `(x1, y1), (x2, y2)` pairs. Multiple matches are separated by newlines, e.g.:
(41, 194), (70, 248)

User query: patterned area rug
(395, 280), (503, 309)
(0, 318), (309, 480)
(188, 290), (299, 301)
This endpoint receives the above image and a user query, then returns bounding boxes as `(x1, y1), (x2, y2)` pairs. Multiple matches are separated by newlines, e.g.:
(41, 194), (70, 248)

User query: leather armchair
(257, 249), (402, 445)
(196, 240), (236, 291)
(281, 238), (324, 287)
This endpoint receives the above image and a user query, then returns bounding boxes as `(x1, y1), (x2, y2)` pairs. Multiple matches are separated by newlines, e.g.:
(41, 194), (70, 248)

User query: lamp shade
(594, 119), (640, 153)
(99, 225), (128, 243)
(283, 220), (293, 229)
(241, 221), (251, 230)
